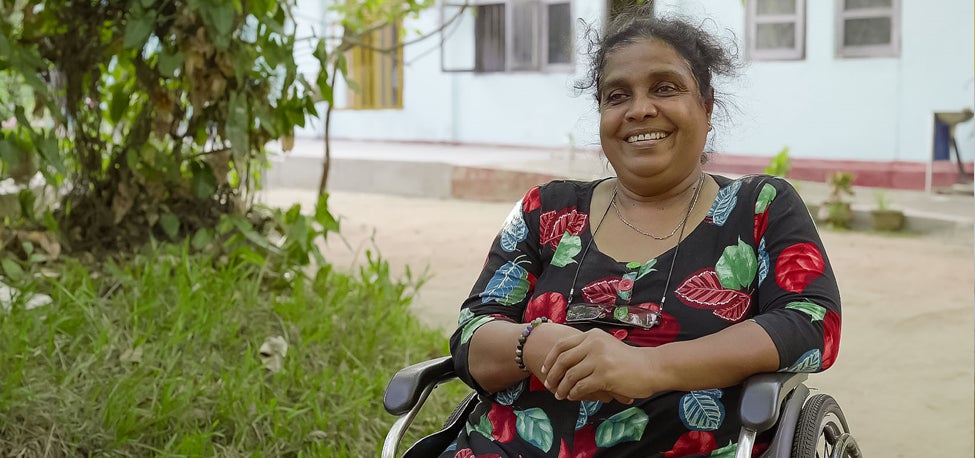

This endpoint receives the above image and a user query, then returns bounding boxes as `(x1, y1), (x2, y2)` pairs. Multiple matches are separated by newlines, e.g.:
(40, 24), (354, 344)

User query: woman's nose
(625, 94), (659, 121)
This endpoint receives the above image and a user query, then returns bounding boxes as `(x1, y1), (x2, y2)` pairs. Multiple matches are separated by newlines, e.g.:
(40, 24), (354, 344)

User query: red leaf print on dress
(663, 431), (717, 457)
(525, 292), (567, 324)
(776, 243), (826, 293)
(539, 208), (588, 249)
(523, 186), (541, 213)
(713, 293), (752, 322)
(487, 403), (517, 443)
(571, 425), (598, 458)
(581, 277), (620, 305)
(822, 310), (841, 370)
(454, 449), (474, 458)
(754, 210), (769, 243)
(676, 269), (747, 308)
(626, 311), (680, 347)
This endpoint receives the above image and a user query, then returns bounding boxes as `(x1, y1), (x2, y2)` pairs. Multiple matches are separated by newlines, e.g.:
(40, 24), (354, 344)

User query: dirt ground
(267, 189), (975, 458)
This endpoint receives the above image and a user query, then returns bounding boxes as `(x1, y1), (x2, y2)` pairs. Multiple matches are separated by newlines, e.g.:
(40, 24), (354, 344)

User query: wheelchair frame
(382, 356), (862, 458)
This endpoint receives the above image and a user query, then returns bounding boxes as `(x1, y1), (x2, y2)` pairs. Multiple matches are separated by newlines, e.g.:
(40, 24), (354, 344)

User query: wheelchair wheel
(792, 394), (862, 458)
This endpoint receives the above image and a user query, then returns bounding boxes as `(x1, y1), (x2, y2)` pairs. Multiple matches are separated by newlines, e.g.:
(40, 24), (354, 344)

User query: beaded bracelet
(515, 317), (550, 372)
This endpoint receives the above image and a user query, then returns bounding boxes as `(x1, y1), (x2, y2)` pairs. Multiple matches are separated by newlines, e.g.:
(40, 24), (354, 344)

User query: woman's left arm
(540, 321), (777, 400)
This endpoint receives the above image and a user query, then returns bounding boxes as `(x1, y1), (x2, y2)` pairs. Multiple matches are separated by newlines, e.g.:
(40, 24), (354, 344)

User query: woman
(445, 9), (841, 458)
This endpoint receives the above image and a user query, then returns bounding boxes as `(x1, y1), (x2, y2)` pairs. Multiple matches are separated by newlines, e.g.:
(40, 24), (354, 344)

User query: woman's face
(598, 38), (713, 190)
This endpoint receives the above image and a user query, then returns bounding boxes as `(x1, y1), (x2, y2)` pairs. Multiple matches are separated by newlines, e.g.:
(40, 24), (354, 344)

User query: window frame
(745, 0), (806, 61)
(439, 0), (574, 74)
(541, 0), (574, 72)
(834, 0), (901, 58)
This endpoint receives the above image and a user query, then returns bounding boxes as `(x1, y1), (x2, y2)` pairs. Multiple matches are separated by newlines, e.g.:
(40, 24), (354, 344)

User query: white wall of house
(296, 0), (974, 164)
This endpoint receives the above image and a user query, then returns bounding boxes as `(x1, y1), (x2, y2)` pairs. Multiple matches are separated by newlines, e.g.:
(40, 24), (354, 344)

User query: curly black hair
(576, 3), (739, 109)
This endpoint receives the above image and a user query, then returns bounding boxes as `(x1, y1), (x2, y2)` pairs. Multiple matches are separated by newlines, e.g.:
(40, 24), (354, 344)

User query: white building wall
(296, 0), (974, 163)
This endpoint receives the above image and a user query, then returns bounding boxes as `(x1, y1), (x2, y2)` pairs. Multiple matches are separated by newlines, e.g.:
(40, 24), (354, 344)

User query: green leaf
(191, 162), (217, 199)
(467, 412), (493, 439)
(191, 228), (213, 251)
(501, 273), (531, 306)
(108, 85), (128, 124)
(123, 6), (156, 49)
(551, 233), (581, 268)
(636, 258), (657, 280)
(1, 258), (25, 281)
(159, 213), (180, 239)
(158, 51), (184, 77)
(227, 91), (249, 158)
(710, 441), (738, 457)
(595, 407), (648, 448)
(755, 183), (777, 214)
(314, 194), (339, 232)
(715, 238), (758, 290)
(786, 301), (826, 321)
(460, 315), (493, 344)
(515, 408), (554, 452)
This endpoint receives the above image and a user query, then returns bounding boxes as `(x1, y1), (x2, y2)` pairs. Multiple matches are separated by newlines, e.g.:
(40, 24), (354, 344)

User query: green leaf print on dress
(709, 441), (738, 457)
(715, 238), (758, 290)
(480, 257), (531, 305)
(467, 412), (493, 439)
(515, 408), (555, 452)
(679, 389), (726, 431)
(755, 183), (777, 214)
(786, 301), (827, 321)
(460, 315), (495, 344)
(551, 233), (582, 268)
(595, 407), (649, 448)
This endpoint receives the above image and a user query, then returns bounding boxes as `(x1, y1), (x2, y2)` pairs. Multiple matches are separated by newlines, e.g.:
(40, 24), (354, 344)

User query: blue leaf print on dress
(495, 379), (526, 406)
(480, 258), (529, 305)
(758, 238), (770, 286)
(499, 202), (528, 253)
(707, 180), (741, 226)
(679, 389), (726, 431)
(782, 349), (822, 373)
(575, 400), (603, 430)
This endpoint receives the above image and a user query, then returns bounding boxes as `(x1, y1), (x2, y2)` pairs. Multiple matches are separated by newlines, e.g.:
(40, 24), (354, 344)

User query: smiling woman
(443, 4), (841, 457)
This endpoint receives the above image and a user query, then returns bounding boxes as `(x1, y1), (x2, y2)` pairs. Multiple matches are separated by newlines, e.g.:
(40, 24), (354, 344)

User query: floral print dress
(445, 174), (841, 458)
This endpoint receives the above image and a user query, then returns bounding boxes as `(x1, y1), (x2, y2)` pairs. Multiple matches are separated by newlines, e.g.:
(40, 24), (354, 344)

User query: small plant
(817, 172), (855, 229)
(764, 146), (792, 177)
(871, 190), (905, 232)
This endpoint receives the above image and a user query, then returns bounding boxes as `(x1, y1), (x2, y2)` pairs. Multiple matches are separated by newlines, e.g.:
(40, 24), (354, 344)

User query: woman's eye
(604, 92), (627, 104)
(655, 84), (679, 95)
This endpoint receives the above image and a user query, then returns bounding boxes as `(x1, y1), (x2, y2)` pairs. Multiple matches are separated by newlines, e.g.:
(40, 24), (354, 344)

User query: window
(441, 0), (573, 73)
(346, 22), (403, 109)
(835, 0), (900, 58)
(746, 0), (806, 60)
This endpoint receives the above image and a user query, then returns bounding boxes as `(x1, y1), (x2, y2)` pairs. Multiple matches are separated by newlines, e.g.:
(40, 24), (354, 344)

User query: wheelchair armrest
(739, 372), (808, 433)
(384, 356), (456, 416)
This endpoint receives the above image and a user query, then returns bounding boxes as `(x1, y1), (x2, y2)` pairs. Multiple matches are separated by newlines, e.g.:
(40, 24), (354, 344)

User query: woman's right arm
(468, 320), (581, 393)
(450, 186), (566, 395)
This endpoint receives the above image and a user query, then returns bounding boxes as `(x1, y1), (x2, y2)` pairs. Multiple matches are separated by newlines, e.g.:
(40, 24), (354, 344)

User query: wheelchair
(382, 356), (862, 458)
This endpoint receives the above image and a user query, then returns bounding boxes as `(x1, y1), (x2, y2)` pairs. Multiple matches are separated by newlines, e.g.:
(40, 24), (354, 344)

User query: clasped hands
(534, 327), (658, 405)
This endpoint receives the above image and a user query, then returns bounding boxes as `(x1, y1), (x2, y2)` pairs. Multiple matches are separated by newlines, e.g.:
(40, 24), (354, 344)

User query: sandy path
(268, 189), (974, 458)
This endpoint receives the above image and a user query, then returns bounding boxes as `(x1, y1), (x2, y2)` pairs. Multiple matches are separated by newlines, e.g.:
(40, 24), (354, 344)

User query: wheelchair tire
(791, 394), (861, 458)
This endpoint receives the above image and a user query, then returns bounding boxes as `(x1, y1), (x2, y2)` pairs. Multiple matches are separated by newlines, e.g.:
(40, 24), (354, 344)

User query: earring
(707, 121), (713, 131)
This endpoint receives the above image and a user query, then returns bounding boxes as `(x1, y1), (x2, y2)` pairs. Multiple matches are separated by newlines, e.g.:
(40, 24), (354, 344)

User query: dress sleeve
(449, 186), (546, 395)
(750, 178), (842, 373)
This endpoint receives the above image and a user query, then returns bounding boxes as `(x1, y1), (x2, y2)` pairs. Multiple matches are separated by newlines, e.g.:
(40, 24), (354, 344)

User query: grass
(0, 243), (470, 456)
